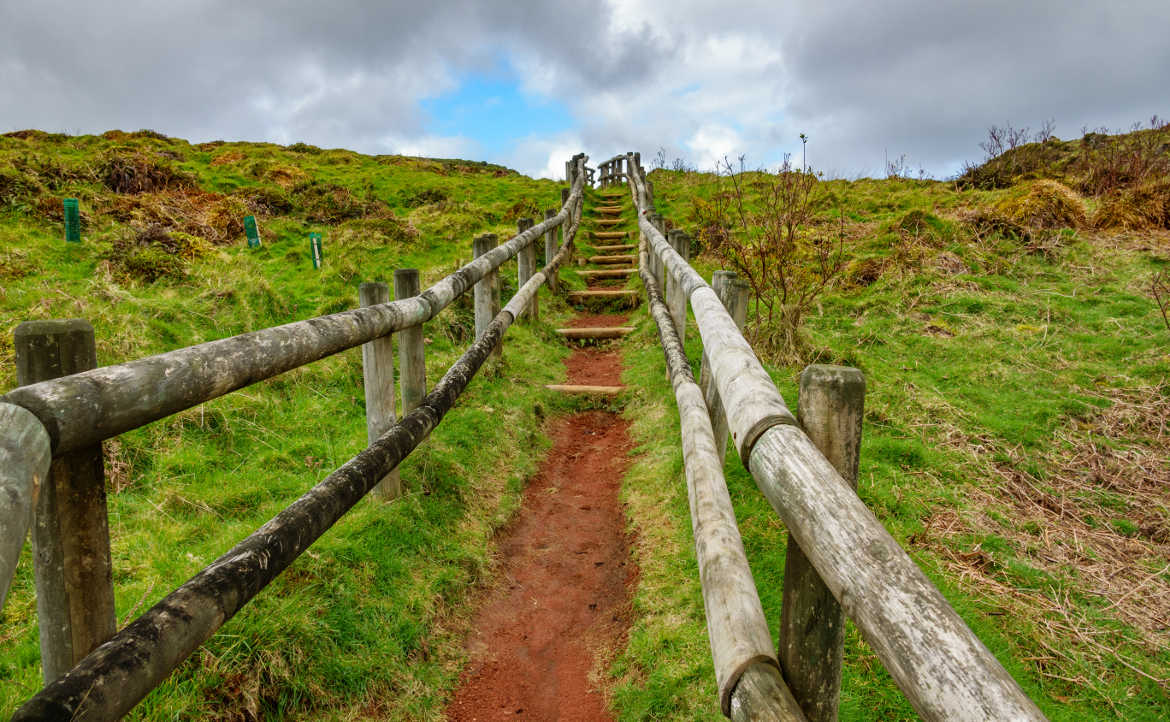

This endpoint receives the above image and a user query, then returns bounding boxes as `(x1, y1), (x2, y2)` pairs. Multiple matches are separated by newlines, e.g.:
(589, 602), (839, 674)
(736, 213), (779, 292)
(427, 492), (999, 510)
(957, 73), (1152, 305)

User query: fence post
(666, 229), (690, 342)
(650, 214), (666, 290)
(359, 283), (400, 501)
(473, 233), (502, 359)
(394, 269), (426, 417)
(14, 319), (116, 683)
(544, 208), (558, 293)
(517, 218), (536, 321)
(779, 364), (865, 721)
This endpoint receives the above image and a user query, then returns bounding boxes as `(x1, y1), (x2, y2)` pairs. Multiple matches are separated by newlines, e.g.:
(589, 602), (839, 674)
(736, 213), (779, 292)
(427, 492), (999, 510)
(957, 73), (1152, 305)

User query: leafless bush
(1153, 270), (1170, 331)
(1034, 118), (1056, 143)
(706, 155), (847, 358)
(980, 123), (1031, 160)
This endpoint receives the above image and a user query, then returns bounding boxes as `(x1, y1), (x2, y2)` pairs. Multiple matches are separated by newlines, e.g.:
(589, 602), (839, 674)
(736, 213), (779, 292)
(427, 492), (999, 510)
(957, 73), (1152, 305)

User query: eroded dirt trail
(446, 313), (636, 722)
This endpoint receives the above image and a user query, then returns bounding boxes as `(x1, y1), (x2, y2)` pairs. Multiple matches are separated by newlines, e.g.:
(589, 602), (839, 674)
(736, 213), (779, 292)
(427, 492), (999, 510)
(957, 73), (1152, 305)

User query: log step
(545, 384), (625, 395)
(568, 289), (640, 302)
(595, 206), (623, 213)
(592, 244), (635, 252)
(555, 326), (635, 340)
(588, 254), (636, 264)
(592, 231), (629, 239)
(579, 268), (636, 279)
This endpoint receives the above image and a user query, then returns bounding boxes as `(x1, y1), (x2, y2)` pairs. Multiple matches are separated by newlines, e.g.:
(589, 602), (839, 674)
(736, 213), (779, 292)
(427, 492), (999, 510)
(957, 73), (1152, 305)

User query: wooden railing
(624, 155), (1047, 721)
(1, 154), (590, 721)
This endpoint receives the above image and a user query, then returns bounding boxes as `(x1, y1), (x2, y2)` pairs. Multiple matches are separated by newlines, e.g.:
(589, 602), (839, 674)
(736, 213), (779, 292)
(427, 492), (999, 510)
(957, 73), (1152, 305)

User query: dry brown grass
(995, 180), (1087, 230)
(1093, 179), (1170, 231)
(918, 385), (1170, 692)
(105, 189), (247, 245)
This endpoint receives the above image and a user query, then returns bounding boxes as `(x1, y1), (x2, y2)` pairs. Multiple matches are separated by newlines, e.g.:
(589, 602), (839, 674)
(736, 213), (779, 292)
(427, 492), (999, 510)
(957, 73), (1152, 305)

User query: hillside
(0, 130), (584, 719)
(1, 129), (1168, 720)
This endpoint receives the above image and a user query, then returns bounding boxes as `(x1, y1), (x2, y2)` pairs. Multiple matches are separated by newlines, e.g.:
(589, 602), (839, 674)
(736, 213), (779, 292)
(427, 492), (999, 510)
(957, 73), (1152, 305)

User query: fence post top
(799, 364), (866, 393)
(518, 217), (534, 229)
(15, 318), (94, 337)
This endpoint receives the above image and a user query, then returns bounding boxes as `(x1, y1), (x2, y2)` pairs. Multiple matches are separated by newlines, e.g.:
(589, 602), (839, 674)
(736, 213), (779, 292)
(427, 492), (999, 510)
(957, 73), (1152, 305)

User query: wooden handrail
(626, 159), (1046, 721)
(1, 173), (586, 458)
(11, 157), (587, 722)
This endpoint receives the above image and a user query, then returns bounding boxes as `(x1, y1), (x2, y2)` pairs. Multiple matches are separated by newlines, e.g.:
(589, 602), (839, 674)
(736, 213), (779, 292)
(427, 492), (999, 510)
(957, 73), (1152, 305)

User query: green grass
(607, 168), (1170, 719)
(3, 132), (1168, 719)
(0, 131), (587, 719)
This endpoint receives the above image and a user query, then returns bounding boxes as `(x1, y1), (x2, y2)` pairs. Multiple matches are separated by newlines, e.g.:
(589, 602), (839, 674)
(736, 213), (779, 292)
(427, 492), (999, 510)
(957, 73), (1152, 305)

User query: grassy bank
(0, 131), (589, 719)
(609, 162), (1168, 719)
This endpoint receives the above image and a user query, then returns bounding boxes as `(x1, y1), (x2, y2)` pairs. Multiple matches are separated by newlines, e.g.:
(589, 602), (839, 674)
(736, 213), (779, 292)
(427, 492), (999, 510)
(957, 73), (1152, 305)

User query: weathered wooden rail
(2, 155), (589, 721)
(625, 154), (1047, 721)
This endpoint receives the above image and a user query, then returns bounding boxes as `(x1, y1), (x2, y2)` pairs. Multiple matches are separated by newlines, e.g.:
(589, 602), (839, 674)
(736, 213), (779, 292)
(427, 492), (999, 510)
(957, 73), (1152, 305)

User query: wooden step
(598, 192), (625, 198)
(595, 205), (623, 213)
(555, 326), (634, 340)
(579, 268), (636, 279)
(592, 231), (629, 239)
(594, 219), (623, 226)
(588, 254), (636, 264)
(592, 244), (635, 252)
(568, 289), (640, 303)
(545, 384), (625, 395)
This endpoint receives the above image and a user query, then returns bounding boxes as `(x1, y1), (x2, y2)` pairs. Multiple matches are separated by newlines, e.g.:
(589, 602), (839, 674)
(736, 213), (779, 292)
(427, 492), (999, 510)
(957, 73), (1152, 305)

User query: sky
(1, 1), (1168, 180)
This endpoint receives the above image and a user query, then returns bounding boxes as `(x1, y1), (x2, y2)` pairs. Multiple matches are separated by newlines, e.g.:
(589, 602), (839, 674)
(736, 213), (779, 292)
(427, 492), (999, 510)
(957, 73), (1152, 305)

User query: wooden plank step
(568, 289), (640, 302)
(588, 254), (636, 264)
(545, 384), (625, 395)
(579, 268), (636, 279)
(598, 192), (625, 198)
(592, 231), (629, 239)
(555, 326), (635, 339)
(595, 205), (623, 212)
(592, 244), (635, 252)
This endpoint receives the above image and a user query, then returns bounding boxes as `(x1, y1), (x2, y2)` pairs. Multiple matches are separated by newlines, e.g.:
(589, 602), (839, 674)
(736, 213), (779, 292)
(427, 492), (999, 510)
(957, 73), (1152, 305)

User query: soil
(445, 328), (636, 721)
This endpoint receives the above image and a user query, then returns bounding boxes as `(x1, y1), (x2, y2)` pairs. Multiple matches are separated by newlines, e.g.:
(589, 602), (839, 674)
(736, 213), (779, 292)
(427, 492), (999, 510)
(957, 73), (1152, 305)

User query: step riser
(555, 327), (634, 340)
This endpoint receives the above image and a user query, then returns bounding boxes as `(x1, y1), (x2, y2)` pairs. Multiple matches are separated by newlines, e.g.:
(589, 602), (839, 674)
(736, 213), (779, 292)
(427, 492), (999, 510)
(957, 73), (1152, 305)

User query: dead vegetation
(99, 149), (195, 194)
(917, 384), (1170, 695)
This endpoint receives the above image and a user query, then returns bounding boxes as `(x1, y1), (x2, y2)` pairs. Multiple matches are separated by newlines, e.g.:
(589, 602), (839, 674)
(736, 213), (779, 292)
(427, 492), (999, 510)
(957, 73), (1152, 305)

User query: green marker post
(244, 215), (261, 248)
(310, 232), (323, 269)
(63, 198), (81, 243)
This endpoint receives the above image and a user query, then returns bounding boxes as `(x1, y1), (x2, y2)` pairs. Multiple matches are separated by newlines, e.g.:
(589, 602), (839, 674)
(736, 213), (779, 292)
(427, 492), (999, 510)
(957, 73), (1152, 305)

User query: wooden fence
(625, 155), (1047, 721)
(0, 154), (589, 721)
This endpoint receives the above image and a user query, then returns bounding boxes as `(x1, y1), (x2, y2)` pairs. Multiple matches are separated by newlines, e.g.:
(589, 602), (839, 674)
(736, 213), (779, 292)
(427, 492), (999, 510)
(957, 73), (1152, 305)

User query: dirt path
(446, 314), (636, 721)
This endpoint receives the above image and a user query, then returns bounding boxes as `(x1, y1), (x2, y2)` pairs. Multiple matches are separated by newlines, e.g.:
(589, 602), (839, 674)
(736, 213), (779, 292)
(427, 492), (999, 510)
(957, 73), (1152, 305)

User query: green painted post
(244, 215), (261, 248)
(310, 233), (323, 269)
(63, 199), (81, 243)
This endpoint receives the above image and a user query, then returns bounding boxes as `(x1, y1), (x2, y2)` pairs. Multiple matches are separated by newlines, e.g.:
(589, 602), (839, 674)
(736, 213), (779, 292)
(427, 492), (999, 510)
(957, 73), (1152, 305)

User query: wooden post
(473, 233), (501, 358)
(359, 283), (400, 501)
(779, 365), (865, 721)
(14, 319), (116, 683)
(544, 208), (558, 293)
(706, 275), (749, 467)
(517, 218), (536, 321)
(650, 214), (666, 290)
(394, 269), (426, 416)
(666, 229), (691, 342)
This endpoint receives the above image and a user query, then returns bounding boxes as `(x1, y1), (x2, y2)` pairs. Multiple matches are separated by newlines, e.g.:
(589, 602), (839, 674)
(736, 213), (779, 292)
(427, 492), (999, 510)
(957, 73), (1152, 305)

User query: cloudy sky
(1, 1), (1167, 179)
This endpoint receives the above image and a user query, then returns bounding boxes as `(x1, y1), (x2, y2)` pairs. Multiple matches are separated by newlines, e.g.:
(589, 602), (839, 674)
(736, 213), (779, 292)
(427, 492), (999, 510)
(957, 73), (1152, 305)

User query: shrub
(99, 149), (195, 194)
(704, 155), (846, 359)
(994, 180), (1086, 229)
(1093, 180), (1170, 230)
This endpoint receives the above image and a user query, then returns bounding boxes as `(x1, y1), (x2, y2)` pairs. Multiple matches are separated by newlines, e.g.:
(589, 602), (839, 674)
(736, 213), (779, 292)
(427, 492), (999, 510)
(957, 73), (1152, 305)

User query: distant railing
(625, 155), (1047, 721)
(2, 154), (590, 721)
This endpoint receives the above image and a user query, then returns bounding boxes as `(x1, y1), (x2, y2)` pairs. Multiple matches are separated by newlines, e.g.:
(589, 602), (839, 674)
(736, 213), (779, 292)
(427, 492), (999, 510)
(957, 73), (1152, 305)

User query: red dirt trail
(445, 314), (636, 721)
